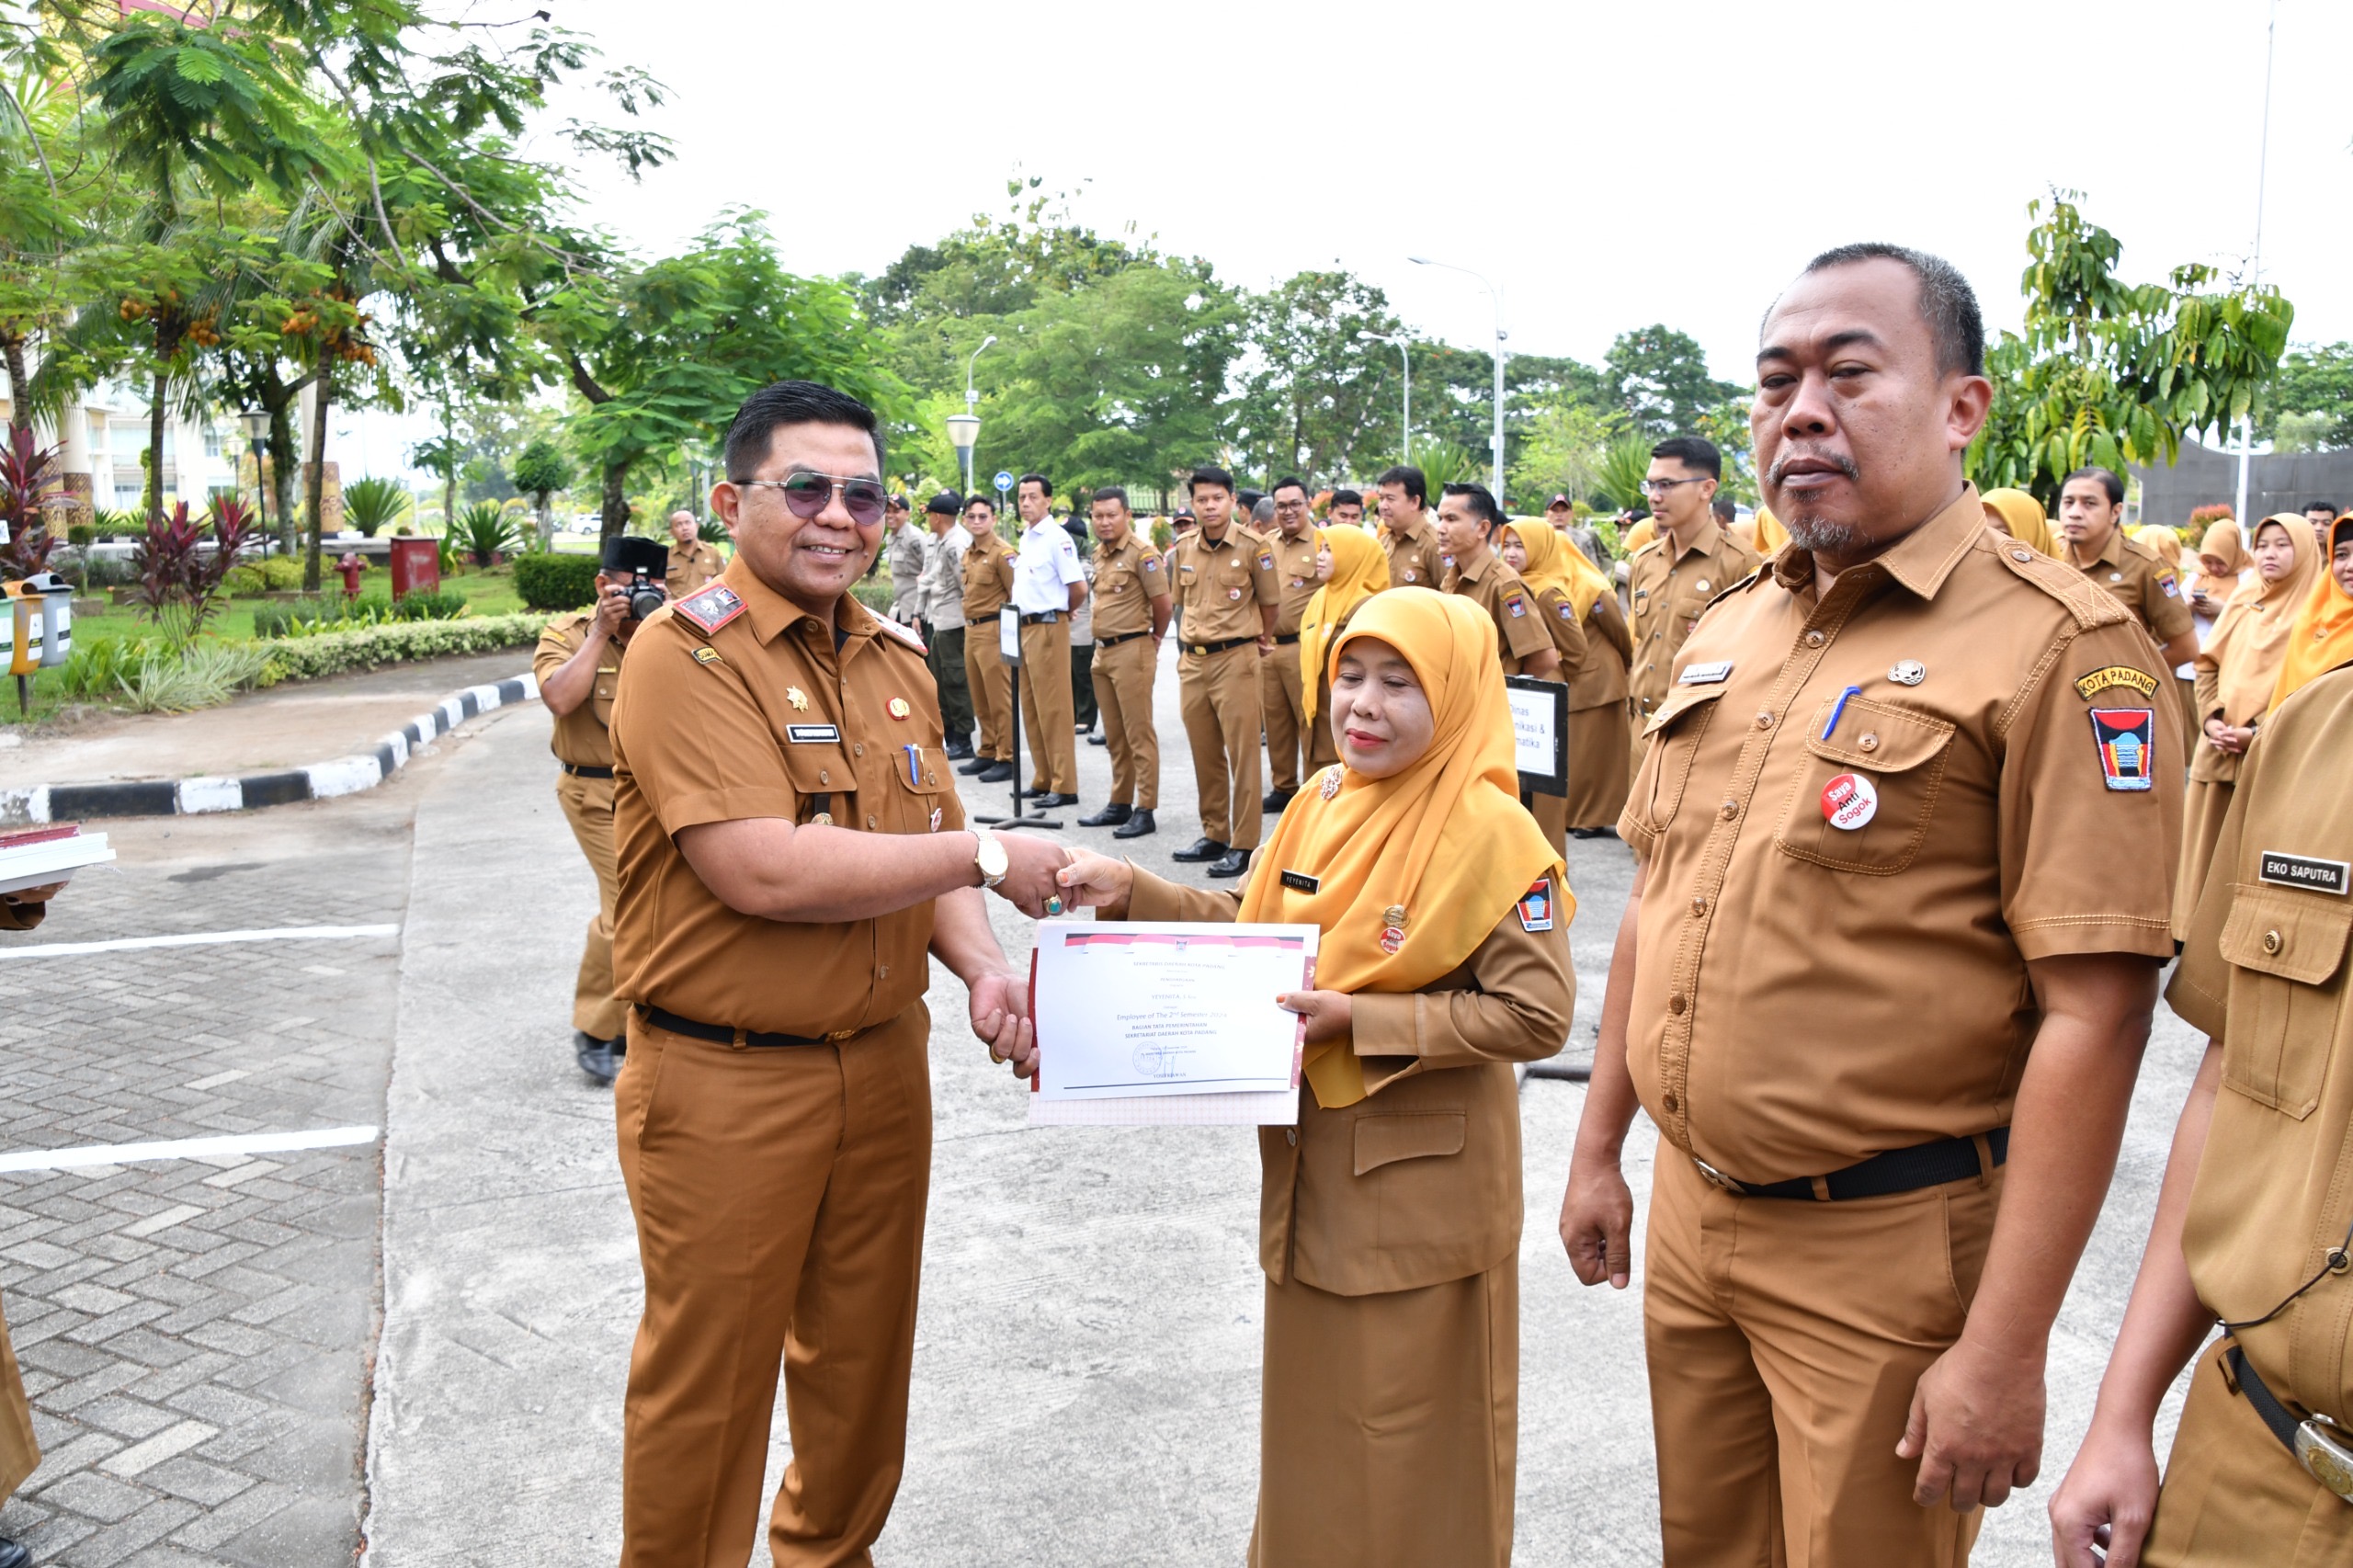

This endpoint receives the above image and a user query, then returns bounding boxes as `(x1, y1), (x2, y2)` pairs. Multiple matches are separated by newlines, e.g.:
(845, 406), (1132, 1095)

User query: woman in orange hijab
(2171, 514), (2319, 934)
(1054, 589), (1574, 1568)
(1503, 519), (1632, 838)
(1981, 487), (2059, 555)
(1298, 526), (1389, 770)
(2268, 512), (2353, 711)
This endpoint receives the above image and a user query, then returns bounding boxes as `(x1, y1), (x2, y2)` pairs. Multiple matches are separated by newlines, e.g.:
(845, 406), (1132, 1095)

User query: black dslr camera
(624, 570), (666, 620)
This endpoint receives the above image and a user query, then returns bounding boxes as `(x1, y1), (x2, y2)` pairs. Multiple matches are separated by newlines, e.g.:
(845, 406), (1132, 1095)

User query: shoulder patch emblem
(873, 617), (927, 655)
(1142, 556), (1160, 573)
(1505, 593), (1528, 618)
(673, 584), (745, 634)
(691, 646), (722, 666)
(2160, 574), (2180, 597)
(1257, 551), (1276, 571)
(1559, 603), (1575, 620)
(1516, 878), (1556, 933)
(2075, 665), (2159, 701)
(2090, 709), (2157, 791)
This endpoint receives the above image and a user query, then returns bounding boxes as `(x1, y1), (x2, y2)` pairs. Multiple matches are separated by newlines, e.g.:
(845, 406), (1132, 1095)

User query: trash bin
(389, 536), (441, 600)
(23, 572), (73, 666)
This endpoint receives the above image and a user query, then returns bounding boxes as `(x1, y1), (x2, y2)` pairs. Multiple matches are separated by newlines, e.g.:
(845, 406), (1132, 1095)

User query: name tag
(787, 724), (841, 744)
(2258, 851), (2350, 896)
(1679, 660), (1733, 686)
(1279, 869), (1320, 894)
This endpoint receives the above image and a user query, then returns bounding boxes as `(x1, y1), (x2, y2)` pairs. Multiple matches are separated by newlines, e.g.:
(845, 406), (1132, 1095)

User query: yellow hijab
(1505, 519), (1607, 619)
(1242, 589), (1568, 1108)
(1298, 527), (1389, 727)
(2201, 515), (2320, 724)
(1750, 506), (1790, 557)
(2134, 525), (2185, 574)
(2270, 516), (2353, 713)
(2197, 518), (2253, 580)
(1981, 488), (2058, 556)
(1621, 517), (1657, 556)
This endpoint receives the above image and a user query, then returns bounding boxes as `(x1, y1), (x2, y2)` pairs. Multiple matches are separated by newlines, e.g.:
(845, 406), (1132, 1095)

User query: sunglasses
(738, 472), (889, 527)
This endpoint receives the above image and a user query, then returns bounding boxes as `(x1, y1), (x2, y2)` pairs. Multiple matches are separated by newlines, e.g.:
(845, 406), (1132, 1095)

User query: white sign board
(1504, 676), (1567, 796)
(999, 604), (1021, 663)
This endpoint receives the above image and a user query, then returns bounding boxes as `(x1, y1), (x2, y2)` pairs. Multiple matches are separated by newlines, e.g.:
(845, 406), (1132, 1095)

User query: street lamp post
(237, 409), (274, 549)
(1409, 256), (1507, 506)
(1361, 333), (1412, 466)
(949, 335), (998, 496)
(2234, 0), (2279, 525)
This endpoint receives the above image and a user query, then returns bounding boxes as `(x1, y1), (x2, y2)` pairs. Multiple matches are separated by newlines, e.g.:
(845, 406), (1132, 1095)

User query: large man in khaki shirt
(1624, 436), (1763, 737)
(1558, 245), (2183, 1568)
(1257, 477), (1322, 810)
(1169, 464), (1280, 879)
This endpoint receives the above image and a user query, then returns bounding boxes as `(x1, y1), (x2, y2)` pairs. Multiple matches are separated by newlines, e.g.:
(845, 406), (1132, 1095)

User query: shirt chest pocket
(2216, 884), (2352, 1119)
(1771, 695), (1957, 874)
(1633, 685), (1724, 831)
(885, 744), (952, 835)
(780, 737), (854, 824)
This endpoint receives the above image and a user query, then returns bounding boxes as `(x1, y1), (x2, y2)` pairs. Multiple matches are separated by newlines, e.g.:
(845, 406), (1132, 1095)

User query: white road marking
(0, 1125), (381, 1174)
(0, 924), (399, 960)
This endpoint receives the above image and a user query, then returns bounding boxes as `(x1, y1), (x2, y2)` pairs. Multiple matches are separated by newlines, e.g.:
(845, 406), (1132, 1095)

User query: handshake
(975, 835), (1134, 922)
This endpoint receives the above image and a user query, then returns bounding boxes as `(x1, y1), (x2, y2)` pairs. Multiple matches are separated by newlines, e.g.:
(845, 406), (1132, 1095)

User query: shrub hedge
(259, 613), (542, 683)
(513, 551), (600, 612)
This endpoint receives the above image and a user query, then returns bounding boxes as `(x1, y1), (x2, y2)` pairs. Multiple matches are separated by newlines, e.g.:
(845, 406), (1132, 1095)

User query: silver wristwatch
(971, 825), (1009, 890)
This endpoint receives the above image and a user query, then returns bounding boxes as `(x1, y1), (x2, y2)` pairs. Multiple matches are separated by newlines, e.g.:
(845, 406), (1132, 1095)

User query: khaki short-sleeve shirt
(1090, 533), (1165, 638)
(1618, 487), (2183, 1181)
(533, 611), (620, 768)
(1564, 590), (1632, 712)
(610, 562), (967, 1038)
(1267, 528), (1321, 637)
(666, 539), (724, 597)
(961, 528), (1017, 623)
(1441, 552), (1570, 676)
(1627, 518), (1764, 721)
(1381, 514), (1447, 589)
(2066, 528), (2194, 645)
(2166, 662), (2353, 1421)
(1171, 524), (1280, 644)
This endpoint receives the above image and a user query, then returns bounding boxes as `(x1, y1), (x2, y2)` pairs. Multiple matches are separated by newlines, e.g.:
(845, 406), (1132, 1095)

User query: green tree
(1970, 192), (2294, 504)
(1231, 270), (1406, 484)
(1603, 325), (1742, 438)
(1507, 396), (1616, 506)
(510, 436), (573, 547)
(2256, 341), (2353, 449)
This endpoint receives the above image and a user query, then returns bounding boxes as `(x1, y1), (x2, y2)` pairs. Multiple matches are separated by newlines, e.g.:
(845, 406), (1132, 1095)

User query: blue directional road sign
(995, 471), (1015, 493)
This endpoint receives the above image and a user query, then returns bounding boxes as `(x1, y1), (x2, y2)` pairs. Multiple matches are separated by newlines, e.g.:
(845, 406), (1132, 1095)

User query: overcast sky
(345, 0), (2353, 480)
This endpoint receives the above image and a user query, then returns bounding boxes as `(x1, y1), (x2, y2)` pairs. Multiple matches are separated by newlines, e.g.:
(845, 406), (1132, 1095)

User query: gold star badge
(787, 687), (809, 711)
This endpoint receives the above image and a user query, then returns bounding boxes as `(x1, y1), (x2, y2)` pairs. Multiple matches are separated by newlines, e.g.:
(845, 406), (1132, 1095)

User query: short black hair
(1092, 485), (1130, 509)
(1271, 476), (1309, 499)
(1711, 494), (1737, 522)
(2063, 466), (2126, 506)
(1650, 436), (1722, 481)
(1797, 243), (1985, 378)
(1018, 472), (1052, 498)
(1440, 482), (1505, 533)
(1190, 465), (1235, 495)
(1376, 465), (1427, 506)
(1330, 488), (1362, 508)
(964, 494), (995, 517)
(723, 380), (884, 482)
(2306, 500), (2339, 515)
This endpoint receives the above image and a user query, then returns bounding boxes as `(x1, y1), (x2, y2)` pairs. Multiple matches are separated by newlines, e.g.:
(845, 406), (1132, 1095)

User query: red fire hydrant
(336, 552), (365, 601)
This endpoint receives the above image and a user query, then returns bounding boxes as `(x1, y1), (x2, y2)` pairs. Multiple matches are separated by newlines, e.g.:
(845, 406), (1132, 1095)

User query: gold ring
(989, 1046), (1008, 1064)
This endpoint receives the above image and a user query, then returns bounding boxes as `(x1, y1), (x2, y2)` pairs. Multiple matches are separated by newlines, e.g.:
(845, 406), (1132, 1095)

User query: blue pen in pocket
(904, 743), (921, 784)
(1822, 684), (1863, 740)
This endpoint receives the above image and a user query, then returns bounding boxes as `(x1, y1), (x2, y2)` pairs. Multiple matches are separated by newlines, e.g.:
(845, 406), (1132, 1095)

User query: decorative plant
(1588, 435), (1659, 516)
(456, 500), (519, 567)
(342, 476), (410, 538)
(0, 428), (62, 579)
(2188, 503), (2235, 531)
(131, 497), (256, 649)
(509, 439), (574, 550)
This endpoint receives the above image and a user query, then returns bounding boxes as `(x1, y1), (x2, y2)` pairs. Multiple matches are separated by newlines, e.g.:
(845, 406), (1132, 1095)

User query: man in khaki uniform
(536, 535), (669, 1085)
(1170, 464), (1280, 879)
(608, 379), (1068, 1568)
(1257, 478), (1322, 812)
(959, 496), (1017, 784)
(1437, 482), (1568, 681)
(1375, 463), (1447, 588)
(1559, 244), (2183, 1568)
(1010, 474), (1086, 807)
(1625, 436), (1763, 739)
(1076, 485), (1169, 840)
(2049, 652), (2353, 1566)
(667, 510), (725, 597)
(2057, 466), (2200, 670)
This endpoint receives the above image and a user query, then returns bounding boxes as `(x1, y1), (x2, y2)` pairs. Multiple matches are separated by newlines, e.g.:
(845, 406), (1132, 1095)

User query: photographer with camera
(534, 535), (669, 1085)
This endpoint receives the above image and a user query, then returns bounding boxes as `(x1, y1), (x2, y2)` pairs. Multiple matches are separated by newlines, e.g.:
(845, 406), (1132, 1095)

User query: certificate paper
(1028, 921), (1317, 1127)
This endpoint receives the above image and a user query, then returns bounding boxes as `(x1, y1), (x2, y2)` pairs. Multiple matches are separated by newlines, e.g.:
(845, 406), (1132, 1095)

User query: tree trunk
(600, 460), (630, 543)
(2, 335), (29, 436)
(303, 368), (333, 593)
(147, 370), (169, 527)
(267, 397), (299, 558)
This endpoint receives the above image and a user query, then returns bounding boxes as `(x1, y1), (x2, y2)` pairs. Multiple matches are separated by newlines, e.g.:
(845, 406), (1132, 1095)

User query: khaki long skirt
(0, 1289), (39, 1504)
(1564, 702), (1632, 830)
(1247, 1258), (1518, 1568)
(2173, 777), (2236, 940)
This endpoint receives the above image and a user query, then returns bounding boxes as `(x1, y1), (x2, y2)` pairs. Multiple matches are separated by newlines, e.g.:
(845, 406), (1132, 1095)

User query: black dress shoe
(0, 1534), (31, 1568)
(1171, 835), (1226, 863)
(957, 755), (995, 776)
(1087, 733), (1108, 746)
(1207, 848), (1251, 878)
(1569, 825), (1619, 840)
(574, 1031), (622, 1086)
(976, 762), (1014, 783)
(1035, 792), (1080, 809)
(1079, 802), (1133, 827)
(1112, 809), (1156, 839)
(945, 741), (973, 760)
(1263, 789), (1296, 813)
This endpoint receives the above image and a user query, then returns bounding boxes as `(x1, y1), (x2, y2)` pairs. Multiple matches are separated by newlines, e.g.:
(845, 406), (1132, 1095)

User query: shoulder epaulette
(1985, 537), (2129, 631)
(672, 583), (746, 635)
(872, 617), (927, 655)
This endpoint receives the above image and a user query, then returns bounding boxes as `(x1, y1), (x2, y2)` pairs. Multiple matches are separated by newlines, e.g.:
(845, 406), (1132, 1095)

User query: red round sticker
(1821, 772), (1879, 831)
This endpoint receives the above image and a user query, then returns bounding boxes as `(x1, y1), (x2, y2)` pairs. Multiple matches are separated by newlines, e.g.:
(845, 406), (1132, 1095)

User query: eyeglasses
(1641, 477), (1705, 498)
(1273, 498), (1310, 512)
(737, 472), (889, 527)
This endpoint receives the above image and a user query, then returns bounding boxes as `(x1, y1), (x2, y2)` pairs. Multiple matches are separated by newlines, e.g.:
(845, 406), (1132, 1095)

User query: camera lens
(627, 575), (666, 619)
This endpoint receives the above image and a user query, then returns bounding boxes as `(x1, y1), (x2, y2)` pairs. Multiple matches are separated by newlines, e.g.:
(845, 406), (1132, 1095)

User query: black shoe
(1207, 848), (1250, 878)
(1171, 835), (1227, 863)
(1569, 825), (1619, 840)
(957, 755), (995, 776)
(945, 740), (973, 760)
(1263, 789), (1297, 813)
(574, 1031), (622, 1086)
(1035, 792), (1079, 809)
(976, 762), (1014, 783)
(1079, 802), (1132, 827)
(0, 1534), (30, 1568)
(1112, 809), (1156, 840)
(1087, 732), (1108, 746)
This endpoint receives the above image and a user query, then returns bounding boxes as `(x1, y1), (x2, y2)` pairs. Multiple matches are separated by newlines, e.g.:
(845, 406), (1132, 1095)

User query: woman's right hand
(2048, 1414), (2160, 1568)
(1055, 848), (1134, 914)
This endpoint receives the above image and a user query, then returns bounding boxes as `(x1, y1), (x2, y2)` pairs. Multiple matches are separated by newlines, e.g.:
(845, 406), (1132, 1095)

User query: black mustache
(1767, 451), (1860, 486)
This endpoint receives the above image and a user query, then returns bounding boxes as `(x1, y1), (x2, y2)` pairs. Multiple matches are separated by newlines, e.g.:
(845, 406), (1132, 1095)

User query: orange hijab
(1750, 506), (1790, 557)
(2270, 515), (2353, 712)
(1241, 588), (1567, 1108)
(1298, 526), (1389, 728)
(1981, 488), (2058, 556)
(2133, 525), (2185, 574)
(2200, 516), (2319, 724)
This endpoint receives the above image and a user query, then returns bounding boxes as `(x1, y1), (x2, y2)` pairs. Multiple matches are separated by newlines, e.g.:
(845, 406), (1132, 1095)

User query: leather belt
(1272, 632), (1301, 645)
(561, 762), (614, 778)
(1096, 629), (1153, 647)
(640, 1005), (856, 1049)
(1183, 635), (1256, 656)
(1018, 610), (1061, 625)
(2225, 1345), (2353, 1502)
(1692, 1127), (2008, 1201)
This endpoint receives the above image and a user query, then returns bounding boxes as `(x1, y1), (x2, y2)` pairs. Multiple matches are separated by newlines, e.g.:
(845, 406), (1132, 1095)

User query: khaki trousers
(1645, 1150), (1997, 1568)
(1247, 1261), (1518, 1568)
(1179, 643), (1265, 849)
(964, 628), (1012, 762)
(0, 1287), (38, 1505)
(2143, 1341), (2353, 1567)
(1565, 701), (1633, 830)
(2173, 778), (2235, 942)
(556, 769), (626, 1041)
(1092, 635), (1160, 810)
(1017, 618), (1077, 793)
(1258, 642), (1307, 792)
(1528, 788), (1568, 852)
(614, 1004), (932, 1568)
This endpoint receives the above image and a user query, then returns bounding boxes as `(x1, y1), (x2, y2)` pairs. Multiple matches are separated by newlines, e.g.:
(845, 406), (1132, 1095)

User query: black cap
(926, 491), (962, 517)
(884, 492), (909, 512)
(602, 536), (668, 577)
(1173, 508), (1197, 523)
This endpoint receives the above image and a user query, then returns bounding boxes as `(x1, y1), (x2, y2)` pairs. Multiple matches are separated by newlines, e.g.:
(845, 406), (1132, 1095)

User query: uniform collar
(1667, 517), (1724, 562)
(2088, 526), (2127, 569)
(1197, 524), (1241, 551)
(1454, 549), (1495, 585)
(727, 554), (880, 651)
(1771, 484), (1985, 603)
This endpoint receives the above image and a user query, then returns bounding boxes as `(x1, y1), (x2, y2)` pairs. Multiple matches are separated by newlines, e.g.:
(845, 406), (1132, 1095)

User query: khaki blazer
(1129, 861), (1573, 1297)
